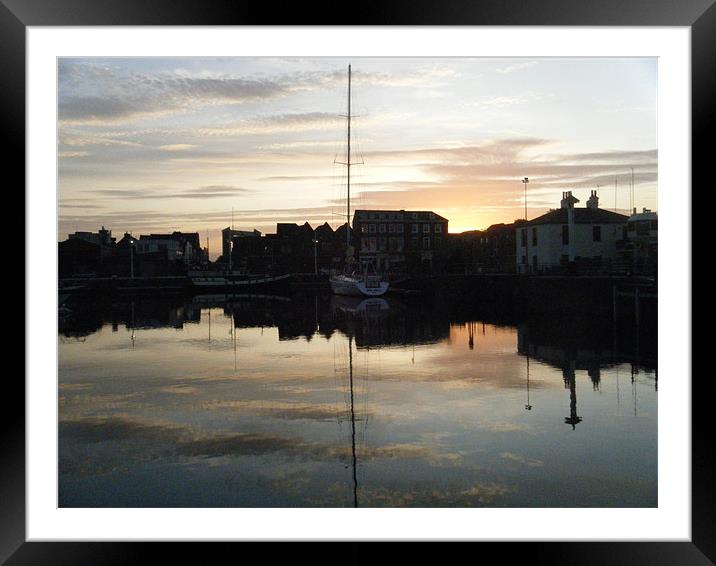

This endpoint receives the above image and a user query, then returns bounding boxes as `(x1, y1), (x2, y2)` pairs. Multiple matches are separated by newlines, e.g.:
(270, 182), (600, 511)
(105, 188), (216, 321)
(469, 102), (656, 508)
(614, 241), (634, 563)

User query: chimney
(560, 190), (579, 209)
(587, 190), (599, 210)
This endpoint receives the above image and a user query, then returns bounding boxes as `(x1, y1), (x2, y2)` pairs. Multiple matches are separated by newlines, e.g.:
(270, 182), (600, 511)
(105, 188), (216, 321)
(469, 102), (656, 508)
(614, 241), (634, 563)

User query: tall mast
(346, 64), (352, 248)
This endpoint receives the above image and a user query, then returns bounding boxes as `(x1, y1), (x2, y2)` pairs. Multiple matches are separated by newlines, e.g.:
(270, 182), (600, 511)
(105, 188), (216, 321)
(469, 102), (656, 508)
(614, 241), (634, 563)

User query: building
(618, 208), (658, 275)
(137, 231), (204, 266)
(225, 222), (351, 275)
(516, 190), (628, 274)
(446, 220), (525, 274)
(221, 227), (261, 264)
(67, 226), (115, 247)
(352, 209), (449, 273)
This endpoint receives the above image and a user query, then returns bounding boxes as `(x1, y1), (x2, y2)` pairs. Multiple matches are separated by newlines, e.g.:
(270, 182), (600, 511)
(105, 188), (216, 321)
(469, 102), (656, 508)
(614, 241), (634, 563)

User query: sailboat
(329, 64), (389, 297)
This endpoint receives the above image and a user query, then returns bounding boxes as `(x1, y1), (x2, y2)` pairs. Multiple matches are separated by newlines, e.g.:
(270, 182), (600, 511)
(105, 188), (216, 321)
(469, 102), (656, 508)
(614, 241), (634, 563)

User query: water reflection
(58, 293), (657, 508)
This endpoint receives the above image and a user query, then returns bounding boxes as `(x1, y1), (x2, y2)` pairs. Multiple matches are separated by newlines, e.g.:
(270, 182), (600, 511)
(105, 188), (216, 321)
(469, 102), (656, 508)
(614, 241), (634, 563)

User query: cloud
(196, 112), (341, 136)
(58, 63), (291, 124)
(59, 95), (168, 124)
(58, 151), (90, 158)
(57, 61), (456, 126)
(496, 61), (539, 74)
(158, 144), (197, 152)
(87, 185), (252, 201)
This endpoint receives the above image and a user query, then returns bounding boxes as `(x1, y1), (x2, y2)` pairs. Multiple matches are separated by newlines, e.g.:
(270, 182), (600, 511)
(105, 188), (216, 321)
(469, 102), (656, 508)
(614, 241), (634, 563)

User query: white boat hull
(330, 275), (389, 297)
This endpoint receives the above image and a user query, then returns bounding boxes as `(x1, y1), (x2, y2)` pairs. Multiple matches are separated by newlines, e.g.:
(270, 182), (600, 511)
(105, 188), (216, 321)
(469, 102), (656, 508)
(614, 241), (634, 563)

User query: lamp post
(313, 232), (319, 275)
(130, 238), (134, 279)
(522, 177), (529, 273)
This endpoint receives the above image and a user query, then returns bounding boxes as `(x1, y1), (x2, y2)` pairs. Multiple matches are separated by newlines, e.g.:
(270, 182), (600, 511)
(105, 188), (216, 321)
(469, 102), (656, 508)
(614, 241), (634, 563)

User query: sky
(58, 57), (657, 257)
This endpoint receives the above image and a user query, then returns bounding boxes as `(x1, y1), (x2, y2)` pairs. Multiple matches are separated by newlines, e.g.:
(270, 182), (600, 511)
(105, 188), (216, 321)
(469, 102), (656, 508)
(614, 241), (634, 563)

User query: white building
(516, 190), (629, 273)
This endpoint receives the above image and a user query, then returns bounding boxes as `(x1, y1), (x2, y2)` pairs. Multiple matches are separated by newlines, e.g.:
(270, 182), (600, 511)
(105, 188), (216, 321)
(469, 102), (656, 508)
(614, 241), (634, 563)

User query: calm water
(58, 293), (657, 507)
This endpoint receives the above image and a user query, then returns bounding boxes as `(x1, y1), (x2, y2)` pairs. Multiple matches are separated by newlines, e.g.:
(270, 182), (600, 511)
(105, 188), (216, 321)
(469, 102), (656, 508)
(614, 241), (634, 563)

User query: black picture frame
(7, 0), (706, 563)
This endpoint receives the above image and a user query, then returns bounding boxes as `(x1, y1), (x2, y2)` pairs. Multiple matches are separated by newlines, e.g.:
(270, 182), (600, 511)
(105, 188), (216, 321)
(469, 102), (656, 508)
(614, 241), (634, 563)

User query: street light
(312, 232), (319, 275)
(130, 237), (135, 279)
(522, 177), (529, 274)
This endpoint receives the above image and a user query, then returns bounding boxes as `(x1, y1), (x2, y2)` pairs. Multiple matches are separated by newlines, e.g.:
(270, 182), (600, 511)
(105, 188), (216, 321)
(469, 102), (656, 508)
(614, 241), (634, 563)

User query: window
(521, 229), (527, 247)
(379, 224), (386, 233)
(369, 224), (376, 233)
(361, 225), (368, 233)
(423, 224), (430, 233)
(412, 224), (419, 234)
(532, 227), (537, 246)
(521, 255), (526, 264)
(397, 224), (404, 233)
(434, 224), (442, 233)
(411, 236), (418, 248)
(379, 237), (387, 251)
(389, 224), (395, 233)
(423, 237), (431, 249)
(592, 225), (601, 242)
(562, 225), (569, 245)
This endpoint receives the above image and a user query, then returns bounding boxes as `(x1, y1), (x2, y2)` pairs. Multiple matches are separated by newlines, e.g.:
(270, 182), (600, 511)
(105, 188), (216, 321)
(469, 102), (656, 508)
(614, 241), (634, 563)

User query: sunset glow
(58, 57), (657, 256)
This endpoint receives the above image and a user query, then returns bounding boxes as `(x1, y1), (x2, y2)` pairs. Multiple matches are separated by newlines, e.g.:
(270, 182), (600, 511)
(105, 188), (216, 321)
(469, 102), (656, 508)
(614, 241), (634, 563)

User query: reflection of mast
(523, 325), (532, 410)
(525, 350), (532, 411)
(229, 305), (237, 373)
(130, 300), (135, 348)
(631, 362), (637, 417)
(563, 361), (582, 429)
(348, 335), (358, 508)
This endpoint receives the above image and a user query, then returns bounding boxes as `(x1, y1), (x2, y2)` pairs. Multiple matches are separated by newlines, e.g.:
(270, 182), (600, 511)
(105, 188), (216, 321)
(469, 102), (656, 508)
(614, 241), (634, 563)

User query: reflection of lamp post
(525, 352), (532, 411)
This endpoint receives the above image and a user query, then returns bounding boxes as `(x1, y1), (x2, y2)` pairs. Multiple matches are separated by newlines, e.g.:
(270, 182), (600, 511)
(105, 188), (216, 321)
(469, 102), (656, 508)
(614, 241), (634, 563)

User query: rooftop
(528, 208), (629, 226)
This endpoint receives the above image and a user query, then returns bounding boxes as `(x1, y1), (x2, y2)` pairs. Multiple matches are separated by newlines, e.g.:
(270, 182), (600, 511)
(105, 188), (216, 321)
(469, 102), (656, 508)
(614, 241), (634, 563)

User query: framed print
(7, 0), (707, 563)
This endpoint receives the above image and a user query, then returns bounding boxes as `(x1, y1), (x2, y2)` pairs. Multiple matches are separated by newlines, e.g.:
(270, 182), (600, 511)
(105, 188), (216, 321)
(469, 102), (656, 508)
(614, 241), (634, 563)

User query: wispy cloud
(87, 185), (253, 201)
(496, 61), (539, 74)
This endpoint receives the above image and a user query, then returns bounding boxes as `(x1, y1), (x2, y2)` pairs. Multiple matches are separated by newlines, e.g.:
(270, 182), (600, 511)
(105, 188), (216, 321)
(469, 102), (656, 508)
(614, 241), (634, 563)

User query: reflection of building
(58, 296), (201, 338)
(516, 191), (628, 274)
(352, 209), (448, 274)
(562, 361), (583, 430)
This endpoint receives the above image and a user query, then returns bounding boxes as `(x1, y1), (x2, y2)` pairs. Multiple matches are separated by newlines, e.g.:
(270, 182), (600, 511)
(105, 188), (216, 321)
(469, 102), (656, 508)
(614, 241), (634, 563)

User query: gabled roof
(528, 208), (628, 226)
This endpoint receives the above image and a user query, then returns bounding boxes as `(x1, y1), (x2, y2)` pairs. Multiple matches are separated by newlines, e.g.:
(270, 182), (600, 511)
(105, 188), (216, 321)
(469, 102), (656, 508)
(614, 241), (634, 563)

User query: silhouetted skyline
(59, 57), (657, 259)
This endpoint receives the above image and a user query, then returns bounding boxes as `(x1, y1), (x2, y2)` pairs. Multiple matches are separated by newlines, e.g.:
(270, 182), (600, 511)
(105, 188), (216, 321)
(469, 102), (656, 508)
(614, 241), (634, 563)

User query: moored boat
(329, 64), (389, 297)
